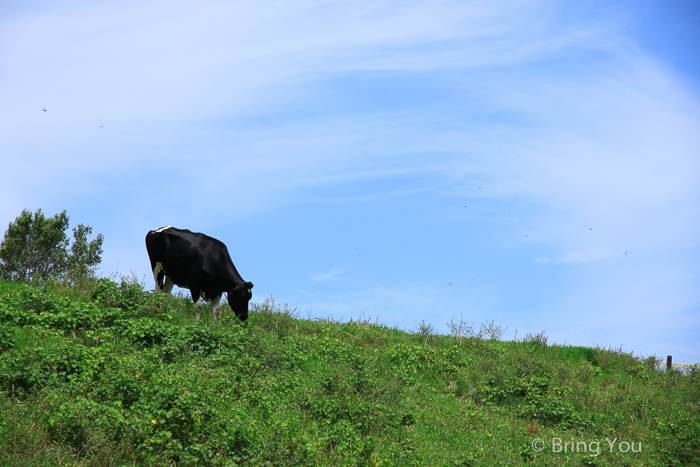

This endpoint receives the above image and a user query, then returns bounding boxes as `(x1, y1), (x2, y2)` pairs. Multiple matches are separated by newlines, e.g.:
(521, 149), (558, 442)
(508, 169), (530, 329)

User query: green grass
(0, 277), (698, 466)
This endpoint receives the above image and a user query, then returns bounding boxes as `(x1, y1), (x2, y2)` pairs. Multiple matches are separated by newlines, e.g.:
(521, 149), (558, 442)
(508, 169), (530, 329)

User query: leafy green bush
(0, 284), (104, 333)
(654, 411), (700, 466)
(91, 277), (145, 311)
(48, 397), (128, 453)
(120, 318), (176, 348)
(0, 323), (14, 350)
(0, 340), (113, 396)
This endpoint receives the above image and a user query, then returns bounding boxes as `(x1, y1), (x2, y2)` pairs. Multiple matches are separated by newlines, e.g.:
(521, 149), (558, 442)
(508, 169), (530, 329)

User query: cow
(145, 226), (253, 321)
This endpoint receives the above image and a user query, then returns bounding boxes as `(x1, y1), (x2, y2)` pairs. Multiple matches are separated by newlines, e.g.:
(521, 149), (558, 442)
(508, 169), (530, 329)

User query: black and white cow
(145, 226), (253, 321)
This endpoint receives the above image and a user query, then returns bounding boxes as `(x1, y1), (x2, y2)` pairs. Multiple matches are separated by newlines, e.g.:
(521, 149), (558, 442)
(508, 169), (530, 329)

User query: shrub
(0, 323), (14, 351)
(91, 277), (144, 311)
(654, 412), (700, 466)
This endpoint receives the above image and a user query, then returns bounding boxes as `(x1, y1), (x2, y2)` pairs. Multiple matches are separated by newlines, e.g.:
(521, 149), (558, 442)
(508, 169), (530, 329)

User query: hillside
(0, 278), (698, 466)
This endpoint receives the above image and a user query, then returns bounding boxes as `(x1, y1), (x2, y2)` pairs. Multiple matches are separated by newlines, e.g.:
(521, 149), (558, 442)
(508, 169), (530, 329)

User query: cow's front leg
(190, 287), (203, 321)
(210, 295), (222, 319)
(194, 298), (205, 321)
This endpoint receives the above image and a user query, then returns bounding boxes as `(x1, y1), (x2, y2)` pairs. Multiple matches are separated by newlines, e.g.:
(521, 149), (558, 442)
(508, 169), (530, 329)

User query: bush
(91, 277), (144, 311)
(0, 324), (14, 351)
(654, 412), (700, 466)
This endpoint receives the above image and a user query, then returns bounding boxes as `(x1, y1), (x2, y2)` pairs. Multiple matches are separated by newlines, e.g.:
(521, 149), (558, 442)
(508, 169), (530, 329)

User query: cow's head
(228, 281), (253, 321)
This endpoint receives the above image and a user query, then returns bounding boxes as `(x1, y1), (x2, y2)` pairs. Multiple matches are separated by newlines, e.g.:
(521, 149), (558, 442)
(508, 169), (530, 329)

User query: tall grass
(0, 277), (698, 466)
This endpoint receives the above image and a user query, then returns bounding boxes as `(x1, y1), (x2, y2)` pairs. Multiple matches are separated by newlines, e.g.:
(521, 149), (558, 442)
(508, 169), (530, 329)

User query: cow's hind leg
(162, 277), (175, 293)
(152, 262), (175, 293)
(153, 262), (165, 290)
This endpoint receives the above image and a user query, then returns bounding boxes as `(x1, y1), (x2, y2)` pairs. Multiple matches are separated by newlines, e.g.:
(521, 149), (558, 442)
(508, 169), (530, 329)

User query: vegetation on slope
(0, 278), (698, 466)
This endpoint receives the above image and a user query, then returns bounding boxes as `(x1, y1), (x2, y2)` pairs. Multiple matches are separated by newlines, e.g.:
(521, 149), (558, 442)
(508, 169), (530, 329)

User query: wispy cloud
(312, 267), (344, 283)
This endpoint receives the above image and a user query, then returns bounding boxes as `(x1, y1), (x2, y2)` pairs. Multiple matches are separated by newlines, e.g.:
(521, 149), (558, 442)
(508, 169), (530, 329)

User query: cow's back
(145, 226), (236, 287)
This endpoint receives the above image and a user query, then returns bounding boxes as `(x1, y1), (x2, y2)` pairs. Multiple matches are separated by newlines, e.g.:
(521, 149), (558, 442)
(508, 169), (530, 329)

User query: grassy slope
(0, 278), (698, 467)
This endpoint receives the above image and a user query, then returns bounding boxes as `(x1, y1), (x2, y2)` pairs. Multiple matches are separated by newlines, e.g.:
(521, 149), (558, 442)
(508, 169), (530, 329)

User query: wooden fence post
(666, 355), (672, 371)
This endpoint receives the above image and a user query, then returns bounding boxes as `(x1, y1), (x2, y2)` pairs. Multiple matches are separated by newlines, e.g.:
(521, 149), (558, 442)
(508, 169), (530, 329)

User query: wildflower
(151, 419), (157, 424)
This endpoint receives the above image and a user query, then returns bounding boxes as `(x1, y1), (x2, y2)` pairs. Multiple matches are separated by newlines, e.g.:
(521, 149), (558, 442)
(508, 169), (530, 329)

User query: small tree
(0, 208), (104, 284)
(66, 223), (104, 284)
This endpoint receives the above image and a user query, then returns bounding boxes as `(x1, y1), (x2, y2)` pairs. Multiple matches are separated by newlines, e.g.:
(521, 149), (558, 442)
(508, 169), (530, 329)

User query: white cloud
(312, 266), (344, 283)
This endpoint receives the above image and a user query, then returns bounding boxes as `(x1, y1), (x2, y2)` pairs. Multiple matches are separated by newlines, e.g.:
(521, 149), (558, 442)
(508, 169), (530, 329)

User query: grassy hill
(0, 278), (698, 466)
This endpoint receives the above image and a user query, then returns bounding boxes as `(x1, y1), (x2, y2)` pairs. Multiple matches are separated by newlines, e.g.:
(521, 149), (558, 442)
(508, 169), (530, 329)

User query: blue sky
(1, 0), (699, 363)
